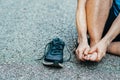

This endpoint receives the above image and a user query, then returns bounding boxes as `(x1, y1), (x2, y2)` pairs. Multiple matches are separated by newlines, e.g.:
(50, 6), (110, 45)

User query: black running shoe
(42, 38), (65, 68)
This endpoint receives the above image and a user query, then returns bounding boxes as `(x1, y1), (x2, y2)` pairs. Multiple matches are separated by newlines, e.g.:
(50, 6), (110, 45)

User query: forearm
(102, 14), (120, 45)
(76, 0), (87, 43)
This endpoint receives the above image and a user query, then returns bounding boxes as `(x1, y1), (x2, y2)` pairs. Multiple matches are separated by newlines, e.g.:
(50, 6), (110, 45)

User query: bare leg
(107, 42), (120, 56)
(86, 8), (120, 61)
(83, 0), (113, 61)
(86, 0), (113, 46)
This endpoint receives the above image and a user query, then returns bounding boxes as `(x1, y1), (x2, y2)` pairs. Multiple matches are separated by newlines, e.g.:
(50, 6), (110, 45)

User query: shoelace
(37, 19), (77, 62)
(52, 42), (63, 54)
(37, 41), (72, 62)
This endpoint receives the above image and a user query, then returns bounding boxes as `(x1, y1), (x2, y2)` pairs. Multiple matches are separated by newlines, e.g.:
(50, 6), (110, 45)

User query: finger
(79, 53), (84, 61)
(103, 52), (106, 57)
(82, 54), (86, 61)
(84, 48), (90, 56)
(83, 54), (88, 60)
(76, 49), (83, 61)
(78, 50), (85, 61)
(75, 49), (78, 55)
(75, 50), (80, 60)
(97, 52), (106, 62)
(96, 51), (102, 62)
(89, 47), (96, 54)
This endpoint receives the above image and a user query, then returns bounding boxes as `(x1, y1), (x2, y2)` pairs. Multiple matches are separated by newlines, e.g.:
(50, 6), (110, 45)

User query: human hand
(75, 42), (90, 61)
(86, 39), (109, 62)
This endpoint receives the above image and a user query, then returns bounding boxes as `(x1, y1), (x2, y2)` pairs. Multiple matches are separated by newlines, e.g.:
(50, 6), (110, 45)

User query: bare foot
(84, 52), (97, 61)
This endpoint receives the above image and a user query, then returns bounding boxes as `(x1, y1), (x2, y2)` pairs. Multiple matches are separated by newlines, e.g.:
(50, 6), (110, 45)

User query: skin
(76, 0), (120, 62)
(76, 0), (89, 61)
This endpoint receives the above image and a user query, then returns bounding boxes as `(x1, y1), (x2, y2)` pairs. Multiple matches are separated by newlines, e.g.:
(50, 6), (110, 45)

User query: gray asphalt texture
(0, 0), (120, 80)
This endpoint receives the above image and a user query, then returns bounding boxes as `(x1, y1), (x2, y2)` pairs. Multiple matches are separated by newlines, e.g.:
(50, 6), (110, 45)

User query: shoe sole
(42, 60), (63, 68)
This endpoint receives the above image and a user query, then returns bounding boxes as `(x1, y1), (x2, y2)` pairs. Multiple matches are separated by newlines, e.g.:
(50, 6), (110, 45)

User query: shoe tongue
(52, 38), (64, 46)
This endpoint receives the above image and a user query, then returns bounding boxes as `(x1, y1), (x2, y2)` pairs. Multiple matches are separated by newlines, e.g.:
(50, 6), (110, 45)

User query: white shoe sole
(42, 60), (63, 68)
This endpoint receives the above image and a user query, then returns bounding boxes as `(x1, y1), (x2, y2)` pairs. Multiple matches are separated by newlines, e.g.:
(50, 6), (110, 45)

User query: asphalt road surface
(0, 0), (120, 80)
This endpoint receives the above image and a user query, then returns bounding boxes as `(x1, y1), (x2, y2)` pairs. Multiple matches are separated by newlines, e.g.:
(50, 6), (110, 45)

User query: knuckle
(77, 56), (81, 61)
(78, 54), (83, 60)
(78, 49), (83, 52)
(77, 50), (83, 54)
(75, 50), (78, 53)
(75, 49), (79, 53)
(80, 58), (84, 61)
(103, 53), (106, 57)
(96, 57), (101, 62)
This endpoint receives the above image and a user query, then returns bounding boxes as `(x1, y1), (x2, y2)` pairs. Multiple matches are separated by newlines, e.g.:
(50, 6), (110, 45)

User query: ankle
(90, 39), (100, 47)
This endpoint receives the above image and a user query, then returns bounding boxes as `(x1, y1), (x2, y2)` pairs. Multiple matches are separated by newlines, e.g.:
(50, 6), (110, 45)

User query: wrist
(101, 37), (111, 47)
(78, 36), (88, 44)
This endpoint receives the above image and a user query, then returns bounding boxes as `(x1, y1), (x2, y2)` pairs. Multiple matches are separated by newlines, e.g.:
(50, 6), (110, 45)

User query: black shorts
(103, 6), (120, 42)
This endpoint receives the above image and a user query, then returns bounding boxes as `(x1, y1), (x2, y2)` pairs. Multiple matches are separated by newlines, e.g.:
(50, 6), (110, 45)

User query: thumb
(89, 47), (96, 54)
(84, 48), (90, 56)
